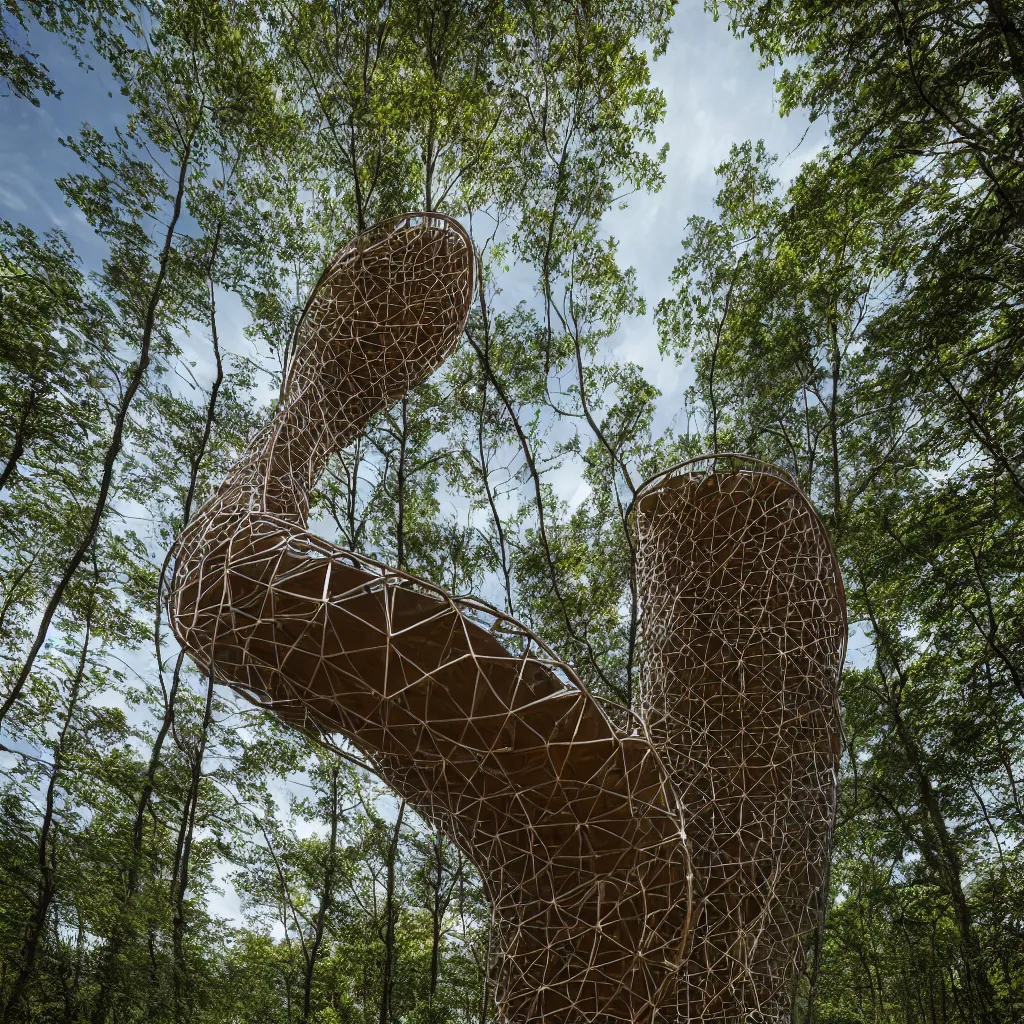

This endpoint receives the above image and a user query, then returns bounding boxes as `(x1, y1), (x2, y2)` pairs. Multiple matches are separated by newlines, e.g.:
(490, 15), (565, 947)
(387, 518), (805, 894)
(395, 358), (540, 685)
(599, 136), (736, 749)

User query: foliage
(3, 0), (1022, 1021)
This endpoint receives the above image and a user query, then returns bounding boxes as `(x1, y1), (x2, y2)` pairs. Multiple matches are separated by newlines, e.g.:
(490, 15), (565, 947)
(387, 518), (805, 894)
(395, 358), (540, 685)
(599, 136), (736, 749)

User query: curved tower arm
(167, 213), (692, 1024)
(633, 454), (845, 1022)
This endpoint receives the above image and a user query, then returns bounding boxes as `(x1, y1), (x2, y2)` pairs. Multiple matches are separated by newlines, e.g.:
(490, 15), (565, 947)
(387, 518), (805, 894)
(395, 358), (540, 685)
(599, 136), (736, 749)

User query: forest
(0, 1), (1022, 1022)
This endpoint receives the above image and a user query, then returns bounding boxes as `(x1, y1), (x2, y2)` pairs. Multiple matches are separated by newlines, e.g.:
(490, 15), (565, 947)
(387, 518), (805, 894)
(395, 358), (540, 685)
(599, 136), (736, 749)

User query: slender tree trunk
(424, 122), (436, 212)
(2, 594), (94, 1022)
(90, 219), (225, 1024)
(708, 264), (740, 455)
(378, 800), (406, 1024)
(428, 831), (444, 1008)
(474, 371), (513, 615)
(479, 920), (491, 1024)
(0, 393), (33, 493)
(303, 766), (341, 1023)
(170, 668), (216, 1024)
(829, 330), (842, 514)
(350, 122), (366, 232)
(396, 397), (408, 570)
(0, 432), (25, 493)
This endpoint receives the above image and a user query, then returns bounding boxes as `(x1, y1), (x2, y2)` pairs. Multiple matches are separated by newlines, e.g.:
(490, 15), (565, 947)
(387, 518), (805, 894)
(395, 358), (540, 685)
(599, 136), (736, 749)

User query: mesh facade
(634, 457), (845, 1021)
(168, 212), (845, 1023)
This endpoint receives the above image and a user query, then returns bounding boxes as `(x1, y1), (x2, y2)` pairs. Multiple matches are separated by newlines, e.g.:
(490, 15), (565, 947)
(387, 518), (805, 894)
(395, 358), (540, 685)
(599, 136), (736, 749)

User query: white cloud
(598, 4), (826, 420)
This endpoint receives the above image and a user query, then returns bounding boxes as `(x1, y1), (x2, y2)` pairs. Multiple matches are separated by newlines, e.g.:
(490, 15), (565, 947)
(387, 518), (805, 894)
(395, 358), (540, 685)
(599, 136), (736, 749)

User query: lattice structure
(633, 457), (845, 1022)
(167, 212), (846, 1023)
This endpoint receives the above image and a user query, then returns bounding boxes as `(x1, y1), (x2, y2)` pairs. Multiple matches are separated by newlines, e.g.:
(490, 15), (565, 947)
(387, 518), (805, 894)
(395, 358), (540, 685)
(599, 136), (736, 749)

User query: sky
(0, 3), (850, 920)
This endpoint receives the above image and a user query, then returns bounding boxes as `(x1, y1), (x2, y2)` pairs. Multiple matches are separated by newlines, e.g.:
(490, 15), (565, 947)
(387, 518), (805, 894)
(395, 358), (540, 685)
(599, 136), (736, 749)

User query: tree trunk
(428, 831), (444, 1008)
(170, 668), (216, 1024)
(0, 395), (32, 493)
(479, 921), (491, 1024)
(303, 766), (341, 1023)
(2, 594), (94, 1022)
(378, 800), (406, 1024)
(396, 397), (408, 570)
(90, 218), (224, 1024)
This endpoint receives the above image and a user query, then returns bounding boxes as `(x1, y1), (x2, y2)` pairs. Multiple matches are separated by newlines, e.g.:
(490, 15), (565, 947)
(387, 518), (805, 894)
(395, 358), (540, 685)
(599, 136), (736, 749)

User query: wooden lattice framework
(167, 212), (846, 1023)
(633, 455), (846, 1021)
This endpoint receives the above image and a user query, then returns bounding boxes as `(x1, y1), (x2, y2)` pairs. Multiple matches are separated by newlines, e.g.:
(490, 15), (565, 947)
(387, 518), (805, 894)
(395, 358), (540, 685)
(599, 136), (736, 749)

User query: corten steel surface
(167, 212), (846, 1023)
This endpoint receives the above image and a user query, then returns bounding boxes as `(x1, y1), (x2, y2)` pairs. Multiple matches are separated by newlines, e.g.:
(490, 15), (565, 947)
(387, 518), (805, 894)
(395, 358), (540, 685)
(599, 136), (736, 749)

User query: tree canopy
(0, 1), (1022, 1022)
